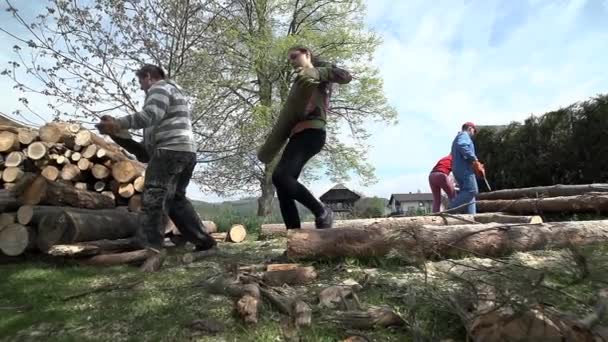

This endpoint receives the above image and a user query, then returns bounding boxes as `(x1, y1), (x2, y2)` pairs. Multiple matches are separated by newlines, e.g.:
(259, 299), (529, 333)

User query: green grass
(1, 239), (606, 341)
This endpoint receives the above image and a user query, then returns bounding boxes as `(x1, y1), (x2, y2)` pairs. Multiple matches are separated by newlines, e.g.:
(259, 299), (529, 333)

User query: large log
(111, 160), (144, 183)
(0, 131), (19, 152)
(82, 249), (151, 266)
(36, 208), (138, 252)
(260, 214), (543, 238)
(22, 176), (115, 209)
(286, 220), (608, 260)
(478, 183), (608, 201)
(47, 238), (139, 257)
(0, 223), (34, 256)
(476, 193), (608, 214)
(17, 128), (38, 145)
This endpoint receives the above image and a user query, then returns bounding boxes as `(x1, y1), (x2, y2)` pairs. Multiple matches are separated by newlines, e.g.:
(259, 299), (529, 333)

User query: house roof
(320, 183), (362, 202)
(388, 193), (434, 204)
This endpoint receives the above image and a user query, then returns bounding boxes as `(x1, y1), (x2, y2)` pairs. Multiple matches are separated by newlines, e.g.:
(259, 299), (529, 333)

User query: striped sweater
(117, 80), (195, 155)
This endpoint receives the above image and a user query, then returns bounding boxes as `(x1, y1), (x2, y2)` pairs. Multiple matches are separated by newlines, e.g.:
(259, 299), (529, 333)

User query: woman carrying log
(95, 64), (216, 271)
(257, 46), (352, 230)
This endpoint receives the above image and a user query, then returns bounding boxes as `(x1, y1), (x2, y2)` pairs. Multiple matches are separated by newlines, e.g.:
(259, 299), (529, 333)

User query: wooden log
(262, 266), (318, 286)
(82, 144), (98, 159)
(3, 183), (15, 190)
(17, 205), (73, 226)
(56, 155), (68, 165)
(4, 151), (25, 167)
(60, 164), (81, 181)
(36, 208), (138, 252)
(64, 149), (72, 158)
(2, 167), (23, 183)
(94, 181), (106, 193)
(0, 223), (34, 256)
(17, 128), (38, 145)
(22, 176), (115, 209)
(47, 238), (139, 257)
(227, 224), (247, 243)
(477, 183), (608, 201)
(202, 277), (260, 324)
(91, 164), (110, 179)
(111, 160), (144, 183)
(203, 221), (217, 234)
(0, 131), (19, 152)
(210, 232), (227, 242)
(476, 193), (608, 214)
(118, 183), (135, 199)
(101, 191), (115, 201)
(77, 158), (91, 171)
(74, 130), (92, 147)
(259, 214), (543, 238)
(286, 220), (608, 260)
(74, 182), (88, 191)
(181, 248), (219, 264)
(41, 166), (59, 181)
(38, 123), (62, 143)
(82, 249), (151, 266)
(0, 212), (16, 227)
(128, 194), (142, 211)
(133, 176), (145, 192)
(71, 152), (81, 162)
(2, 189), (22, 212)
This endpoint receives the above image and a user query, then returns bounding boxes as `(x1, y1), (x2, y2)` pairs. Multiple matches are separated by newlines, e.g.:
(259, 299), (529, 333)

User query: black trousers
(272, 129), (326, 229)
(138, 149), (214, 249)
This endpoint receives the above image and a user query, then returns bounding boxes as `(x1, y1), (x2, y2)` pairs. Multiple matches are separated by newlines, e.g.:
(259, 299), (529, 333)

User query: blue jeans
(450, 172), (478, 214)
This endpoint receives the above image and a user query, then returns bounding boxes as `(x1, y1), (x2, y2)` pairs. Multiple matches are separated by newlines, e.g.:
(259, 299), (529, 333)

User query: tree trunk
(259, 214), (543, 238)
(257, 168), (275, 217)
(286, 220), (608, 260)
(82, 249), (151, 266)
(476, 193), (608, 214)
(0, 223), (34, 256)
(22, 176), (115, 209)
(478, 183), (608, 201)
(36, 208), (138, 252)
(262, 266), (318, 286)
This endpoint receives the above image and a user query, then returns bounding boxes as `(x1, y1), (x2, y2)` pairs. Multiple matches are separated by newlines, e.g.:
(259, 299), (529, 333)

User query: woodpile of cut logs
(0, 121), (243, 263)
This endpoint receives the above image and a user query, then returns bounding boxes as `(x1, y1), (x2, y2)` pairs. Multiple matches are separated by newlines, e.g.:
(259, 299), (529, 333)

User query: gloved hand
(293, 67), (320, 88)
(472, 160), (486, 178)
(95, 115), (122, 135)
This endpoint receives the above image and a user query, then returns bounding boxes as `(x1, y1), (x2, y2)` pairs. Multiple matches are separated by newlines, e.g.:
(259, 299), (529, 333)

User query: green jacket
(257, 66), (352, 163)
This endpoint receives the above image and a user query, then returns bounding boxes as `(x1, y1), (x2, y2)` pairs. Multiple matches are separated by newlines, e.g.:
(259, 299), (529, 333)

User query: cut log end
(75, 130), (92, 147)
(17, 128), (38, 145)
(133, 176), (145, 192)
(60, 164), (81, 181)
(91, 164), (110, 179)
(0, 223), (32, 256)
(227, 224), (247, 243)
(118, 183), (135, 199)
(5, 151), (25, 167)
(0, 131), (19, 152)
(2, 167), (24, 183)
(41, 166), (59, 181)
(111, 160), (143, 183)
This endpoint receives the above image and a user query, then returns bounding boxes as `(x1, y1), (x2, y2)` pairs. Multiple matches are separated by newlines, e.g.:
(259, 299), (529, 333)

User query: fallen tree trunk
(37, 208), (138, 252)
(260, 214), (543, 238)
(478, 183), (608, 201)
(0, 190), (21, 213)
(22, 176), (115, 209)
(82, 249), (151, 266)
(476, 193), (608, 214)
(286, 220), (608, 260)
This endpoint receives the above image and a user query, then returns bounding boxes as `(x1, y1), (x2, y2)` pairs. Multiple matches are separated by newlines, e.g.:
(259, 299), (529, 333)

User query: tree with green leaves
(0, 0), (397, 216)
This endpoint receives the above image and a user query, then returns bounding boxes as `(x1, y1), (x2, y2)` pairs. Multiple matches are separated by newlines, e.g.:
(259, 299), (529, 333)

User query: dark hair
(462, 123), (476, 132)
(135, 64), (166, 80)
(288, 45), (336, 68)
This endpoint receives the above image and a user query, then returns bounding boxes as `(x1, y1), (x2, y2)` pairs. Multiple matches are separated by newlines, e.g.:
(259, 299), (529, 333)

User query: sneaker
(315, 206), (334, 229)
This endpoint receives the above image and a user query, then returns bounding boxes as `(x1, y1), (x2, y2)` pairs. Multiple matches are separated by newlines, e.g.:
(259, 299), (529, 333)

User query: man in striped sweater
(96, 64), (216, 271)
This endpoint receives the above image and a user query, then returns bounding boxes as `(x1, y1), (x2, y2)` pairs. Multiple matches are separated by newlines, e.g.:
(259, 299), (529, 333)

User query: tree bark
(82, 249), (151, 266)
(262, 266), (318, 286)
(257, 165), (276, 217)
(36, 208), (138, 252)
(476, 193), (608, 214)
(286, 220), (608, 260)
(478, 183), (608, 201)
(22, 176), (115, 209)
(47, 238), (139, 257)
(260, 214), (543, 238)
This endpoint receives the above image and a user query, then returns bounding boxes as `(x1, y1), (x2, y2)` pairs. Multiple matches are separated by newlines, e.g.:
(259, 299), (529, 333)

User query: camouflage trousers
(138, 149), (214, 249)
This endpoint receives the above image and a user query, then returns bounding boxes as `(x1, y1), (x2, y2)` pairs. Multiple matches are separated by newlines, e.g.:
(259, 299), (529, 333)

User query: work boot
(194, 236), (217, 252)
(315, 206), (334, 229)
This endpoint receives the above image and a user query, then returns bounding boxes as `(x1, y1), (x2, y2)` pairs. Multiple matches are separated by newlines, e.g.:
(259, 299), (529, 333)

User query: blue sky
(1, 0), (608, 202)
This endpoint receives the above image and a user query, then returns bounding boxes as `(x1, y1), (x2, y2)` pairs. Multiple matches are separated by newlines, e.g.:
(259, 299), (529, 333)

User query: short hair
(135, 64), (166, 80)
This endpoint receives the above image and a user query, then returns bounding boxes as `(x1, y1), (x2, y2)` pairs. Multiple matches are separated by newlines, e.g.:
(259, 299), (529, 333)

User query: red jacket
(431, 155), (452, 175)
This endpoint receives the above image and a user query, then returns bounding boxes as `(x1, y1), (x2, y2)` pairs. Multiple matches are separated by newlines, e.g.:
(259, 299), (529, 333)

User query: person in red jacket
(429, 155), (456, 212)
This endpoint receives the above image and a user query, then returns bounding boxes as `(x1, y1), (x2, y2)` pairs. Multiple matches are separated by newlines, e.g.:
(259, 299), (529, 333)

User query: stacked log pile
(0, 121), (240, 263)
